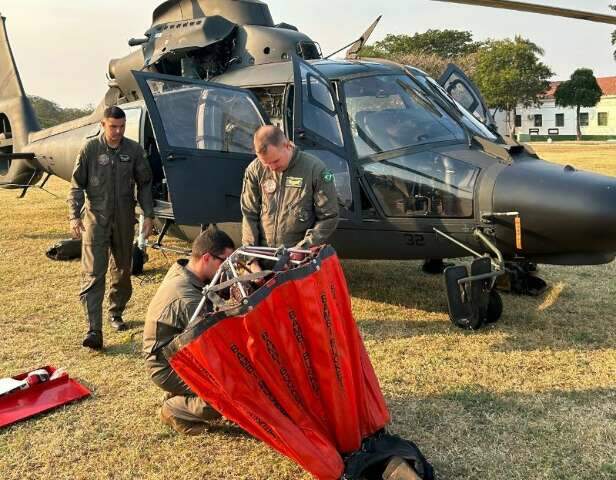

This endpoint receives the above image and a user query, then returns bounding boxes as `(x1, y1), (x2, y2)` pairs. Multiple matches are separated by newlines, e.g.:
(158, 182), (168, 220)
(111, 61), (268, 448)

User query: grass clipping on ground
(1, 144), (615, 480)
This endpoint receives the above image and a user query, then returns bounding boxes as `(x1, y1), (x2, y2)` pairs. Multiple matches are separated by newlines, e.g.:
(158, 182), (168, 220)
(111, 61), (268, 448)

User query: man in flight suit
(143, 228), (235, 435)
(241, 126), (339, 250)
(68, 106), (154, 350)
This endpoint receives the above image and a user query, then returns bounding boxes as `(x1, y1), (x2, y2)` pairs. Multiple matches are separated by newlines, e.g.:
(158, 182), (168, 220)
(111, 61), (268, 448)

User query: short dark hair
(191, 227), (235, 260)
(103, 106), (126, 120)
(254, 125), (287, 155)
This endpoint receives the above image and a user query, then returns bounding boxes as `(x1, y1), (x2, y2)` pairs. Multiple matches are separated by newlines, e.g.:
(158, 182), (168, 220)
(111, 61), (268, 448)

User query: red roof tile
(544, 76), (616, 98)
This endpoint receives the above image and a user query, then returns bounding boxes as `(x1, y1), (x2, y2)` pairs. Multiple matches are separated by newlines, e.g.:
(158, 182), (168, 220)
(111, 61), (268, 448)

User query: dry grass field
(1, 143), (615, 480)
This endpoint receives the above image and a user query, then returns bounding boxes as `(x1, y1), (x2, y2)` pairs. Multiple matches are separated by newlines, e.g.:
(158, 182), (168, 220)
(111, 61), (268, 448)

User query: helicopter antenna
(431, 0), (616, 25)
(325, 15), (382, 60)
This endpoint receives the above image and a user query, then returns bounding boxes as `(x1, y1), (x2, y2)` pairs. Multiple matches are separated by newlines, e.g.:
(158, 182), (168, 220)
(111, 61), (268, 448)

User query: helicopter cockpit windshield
(343, 74), (466, 158)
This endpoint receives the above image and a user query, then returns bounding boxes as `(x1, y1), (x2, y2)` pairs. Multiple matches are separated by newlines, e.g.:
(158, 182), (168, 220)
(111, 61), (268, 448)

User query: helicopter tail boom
(0, 14), (41, 188)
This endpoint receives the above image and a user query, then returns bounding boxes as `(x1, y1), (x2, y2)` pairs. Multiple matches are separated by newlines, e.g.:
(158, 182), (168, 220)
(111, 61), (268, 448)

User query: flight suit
(143, 259), (220, 423)
(68, 134), (154, 333)
(241, 148), (339, 248)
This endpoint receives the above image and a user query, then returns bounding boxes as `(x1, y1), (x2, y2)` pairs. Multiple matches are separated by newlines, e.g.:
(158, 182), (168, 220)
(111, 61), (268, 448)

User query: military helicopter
(2, 0), (616, 329)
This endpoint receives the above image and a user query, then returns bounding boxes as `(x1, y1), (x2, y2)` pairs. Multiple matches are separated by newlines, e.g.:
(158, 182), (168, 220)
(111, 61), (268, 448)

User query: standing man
(241, 125), (339, 249)
(68, 106), (154, 350)
(143, 228), (235, 435)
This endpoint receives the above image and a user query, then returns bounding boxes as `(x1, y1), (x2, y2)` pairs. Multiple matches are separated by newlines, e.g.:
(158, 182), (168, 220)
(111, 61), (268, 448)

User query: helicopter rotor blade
(431, 0), (616, 26)
(346, 15), (383, 59)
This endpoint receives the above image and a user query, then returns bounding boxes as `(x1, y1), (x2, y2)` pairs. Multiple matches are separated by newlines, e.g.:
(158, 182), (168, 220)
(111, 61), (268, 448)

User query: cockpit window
(363, 150), (479, 218)
(343, 74), (466, 158)
(145, 78), (265, 153)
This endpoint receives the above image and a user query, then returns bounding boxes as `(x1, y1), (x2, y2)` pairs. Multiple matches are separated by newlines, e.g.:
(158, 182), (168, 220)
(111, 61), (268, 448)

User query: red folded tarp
(166, 246), (390, 479)
(0, 366), (91, 428)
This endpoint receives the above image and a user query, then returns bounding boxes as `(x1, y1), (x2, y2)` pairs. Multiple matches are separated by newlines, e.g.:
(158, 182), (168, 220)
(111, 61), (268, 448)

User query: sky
(1, 0), (614, 107)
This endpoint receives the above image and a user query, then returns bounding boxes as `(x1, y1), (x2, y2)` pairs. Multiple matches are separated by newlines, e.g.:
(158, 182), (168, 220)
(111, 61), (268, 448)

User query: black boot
(109, 316), (128, 331)
(82, 330), (103, 350)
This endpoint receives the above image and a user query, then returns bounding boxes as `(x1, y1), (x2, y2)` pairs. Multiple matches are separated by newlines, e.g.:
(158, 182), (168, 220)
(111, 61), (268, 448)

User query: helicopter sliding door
(133, 71), (270, 225)
(438, 63), (496, 129)
(291, 56), (357, 219)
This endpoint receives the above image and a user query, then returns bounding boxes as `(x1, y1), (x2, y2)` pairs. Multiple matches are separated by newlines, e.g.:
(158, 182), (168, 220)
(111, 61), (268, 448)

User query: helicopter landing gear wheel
(486, 289), (503, 324)
(132, 243), (148, 276)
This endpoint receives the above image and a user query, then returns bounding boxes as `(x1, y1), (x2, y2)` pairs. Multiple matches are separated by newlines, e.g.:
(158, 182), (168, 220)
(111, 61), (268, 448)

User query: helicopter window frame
(306, 73), (337, 116)
(294, 60), (345, 149)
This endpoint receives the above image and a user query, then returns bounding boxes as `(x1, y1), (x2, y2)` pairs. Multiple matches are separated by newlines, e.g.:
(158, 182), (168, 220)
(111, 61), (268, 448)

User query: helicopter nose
(491, 159), (616, 263)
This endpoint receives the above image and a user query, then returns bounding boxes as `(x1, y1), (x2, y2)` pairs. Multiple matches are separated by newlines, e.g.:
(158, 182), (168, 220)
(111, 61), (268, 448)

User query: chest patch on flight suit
(119, 154), (131, 162)
(321, 170), (335, 183)
(285, 177), (303, 188)
(90, 176), (100, 187)
(263, 179), (277, 194)
(97, 154), (110, 166)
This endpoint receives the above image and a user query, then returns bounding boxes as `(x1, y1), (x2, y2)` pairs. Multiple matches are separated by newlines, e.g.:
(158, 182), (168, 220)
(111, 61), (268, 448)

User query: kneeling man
(143, 227), (234, 434)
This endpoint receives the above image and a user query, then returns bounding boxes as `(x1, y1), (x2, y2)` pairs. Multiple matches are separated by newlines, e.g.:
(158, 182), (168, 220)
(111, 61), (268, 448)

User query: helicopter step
(434, 227), (505, 329)
(444, 257), (503, 330)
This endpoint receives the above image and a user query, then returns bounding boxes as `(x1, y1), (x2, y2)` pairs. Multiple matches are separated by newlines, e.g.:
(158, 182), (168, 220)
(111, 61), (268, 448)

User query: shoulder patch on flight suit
(98, 154), (110, 166)
(285, 177), (304, 188)
(321, 170), (335, 183)
(263, 179), (277, 194)
(119, 154), (131, 162)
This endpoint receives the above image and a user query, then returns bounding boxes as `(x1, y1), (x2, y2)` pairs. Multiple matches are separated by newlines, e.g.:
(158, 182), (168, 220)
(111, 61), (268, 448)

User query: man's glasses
(210, 253), (228, 263)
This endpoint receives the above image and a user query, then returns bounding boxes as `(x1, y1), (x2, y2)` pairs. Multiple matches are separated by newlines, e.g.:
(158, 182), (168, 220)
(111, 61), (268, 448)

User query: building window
(515, 115), (521, 127)
(579, 112), (589, 126)
(534, 114), (542, 127)
(555, 113), (565, 127)
(598, 112), (608, 126)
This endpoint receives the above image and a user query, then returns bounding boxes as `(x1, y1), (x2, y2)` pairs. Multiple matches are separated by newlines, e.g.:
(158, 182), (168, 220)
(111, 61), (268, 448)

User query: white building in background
(494, 76), (616, 141)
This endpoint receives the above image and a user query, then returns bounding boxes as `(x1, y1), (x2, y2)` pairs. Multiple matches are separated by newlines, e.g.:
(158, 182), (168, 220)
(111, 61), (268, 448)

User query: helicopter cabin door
(438, 63), (496, 130)
(133, 71), (270, 225)
(291, 56), (357, 220)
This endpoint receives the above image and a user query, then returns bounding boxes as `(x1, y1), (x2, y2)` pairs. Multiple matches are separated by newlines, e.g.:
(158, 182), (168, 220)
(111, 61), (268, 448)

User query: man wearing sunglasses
(143, 227), (234, 434)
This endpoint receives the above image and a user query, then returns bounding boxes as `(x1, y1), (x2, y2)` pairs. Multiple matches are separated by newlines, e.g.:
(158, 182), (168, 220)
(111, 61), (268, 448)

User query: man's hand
(248, 260), (262, 273)
(70, 218), (85, 239)
(141, 217), (154, 238)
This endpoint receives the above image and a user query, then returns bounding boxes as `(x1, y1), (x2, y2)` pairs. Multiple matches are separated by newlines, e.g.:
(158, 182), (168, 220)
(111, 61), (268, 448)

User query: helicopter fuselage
(20, 58), (616, 265)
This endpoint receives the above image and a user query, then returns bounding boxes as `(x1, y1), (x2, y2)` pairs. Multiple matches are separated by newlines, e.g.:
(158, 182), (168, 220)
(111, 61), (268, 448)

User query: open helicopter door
(291, 56), (358, 220)
(438, 63), (496, 130)
(133, 71), (270, 225)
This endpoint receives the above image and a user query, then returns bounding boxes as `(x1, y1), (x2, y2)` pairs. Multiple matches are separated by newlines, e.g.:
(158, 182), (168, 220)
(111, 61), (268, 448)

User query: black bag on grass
(45, 238), (81, 261)
(343, 430), (435, 480)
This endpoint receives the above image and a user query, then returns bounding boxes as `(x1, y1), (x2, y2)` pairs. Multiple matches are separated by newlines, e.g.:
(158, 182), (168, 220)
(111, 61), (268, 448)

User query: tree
(361, 29), (481, 59)
(29, 96), (93, 129)
(472, 36), (553, 136)
(554, 68), (603, 140)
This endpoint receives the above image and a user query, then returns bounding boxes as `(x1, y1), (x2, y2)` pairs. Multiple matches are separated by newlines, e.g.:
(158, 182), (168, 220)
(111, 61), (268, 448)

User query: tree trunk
(576, 105), (582, 141)
(510, 106), (517, 138)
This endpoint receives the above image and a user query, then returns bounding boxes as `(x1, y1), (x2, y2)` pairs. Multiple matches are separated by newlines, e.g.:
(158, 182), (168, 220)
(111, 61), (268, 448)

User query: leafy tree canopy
(554, 68), (603, 109)
(361, 29), (482, 59)
(29, 96), (93, 129)
(472, 36), (553, 112)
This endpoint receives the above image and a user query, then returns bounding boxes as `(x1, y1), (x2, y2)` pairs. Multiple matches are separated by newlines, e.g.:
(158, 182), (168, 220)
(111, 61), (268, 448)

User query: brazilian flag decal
(322, 170), (334, 183)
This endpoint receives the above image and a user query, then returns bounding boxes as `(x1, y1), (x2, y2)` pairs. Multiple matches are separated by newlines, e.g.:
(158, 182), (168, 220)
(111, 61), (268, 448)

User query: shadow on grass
(104, 340), (142, 357)
(343, 260), (449, 313)
(25, 233), (71, 240)
(344, 260), (616, 352)
(359, 319), (450, 340)
(386, 387), (616, 480)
